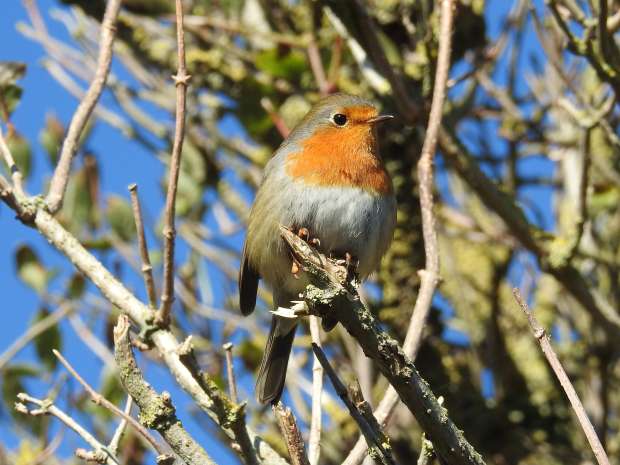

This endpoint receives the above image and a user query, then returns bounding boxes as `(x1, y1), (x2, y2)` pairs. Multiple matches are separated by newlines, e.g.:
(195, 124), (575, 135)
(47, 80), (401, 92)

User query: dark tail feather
(256, 318), (297, 404)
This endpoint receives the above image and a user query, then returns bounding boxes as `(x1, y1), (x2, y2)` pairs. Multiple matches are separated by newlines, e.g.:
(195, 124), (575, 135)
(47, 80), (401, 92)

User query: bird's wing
(239, 241), (259, 315)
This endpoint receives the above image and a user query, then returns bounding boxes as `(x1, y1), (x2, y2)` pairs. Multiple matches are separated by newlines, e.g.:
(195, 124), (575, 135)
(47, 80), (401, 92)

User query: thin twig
(75, 448), (109, 463)
(0, 303), (74, 371)
(45, 0), (122, 213)
(108, 396), (133, 455)
(222, 342), (239, 404)
(159, 0), (192, 326)
(307, 40), (329, 95)
(512, 289), (611, 465)
(308, 316), (323, 465)
(343, 0), (455, 462)
(260, 98), (290, 138)
(15, 392), (119, 465)
(0, 174), (28, 219)
(312, 344), (395, 465)
(416, 434), (435, 465)
(52, 349), (165, 455)
(128, 183), (157, 308)
(0, 126), (25, 196)
(272, 402), (311, 465)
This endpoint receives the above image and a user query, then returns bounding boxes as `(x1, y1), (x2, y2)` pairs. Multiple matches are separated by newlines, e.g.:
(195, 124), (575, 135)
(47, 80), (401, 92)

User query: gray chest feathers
(279, 183), (396, 278)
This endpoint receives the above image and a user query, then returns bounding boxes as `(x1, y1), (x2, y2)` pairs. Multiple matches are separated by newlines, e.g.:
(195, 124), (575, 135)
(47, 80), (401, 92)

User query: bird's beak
(366, 114), (394, 125)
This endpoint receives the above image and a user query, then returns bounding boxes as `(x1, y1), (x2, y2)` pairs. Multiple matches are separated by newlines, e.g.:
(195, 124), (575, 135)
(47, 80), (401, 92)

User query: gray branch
(280, 227), (485, 465)
(113, 314), (215, 465)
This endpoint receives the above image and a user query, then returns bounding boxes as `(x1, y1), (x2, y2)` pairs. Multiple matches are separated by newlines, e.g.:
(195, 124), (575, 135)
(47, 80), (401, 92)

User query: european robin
(239, 93), (396, 404)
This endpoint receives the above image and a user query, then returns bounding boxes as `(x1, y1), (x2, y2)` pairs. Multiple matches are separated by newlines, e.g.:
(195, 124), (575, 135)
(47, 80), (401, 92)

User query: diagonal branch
(312, 343), (395, 465)
(0, 126), (25, 196)
(280, 227), (485, 465)
(273, 402), (310, 465)
(53, 349), (165, 455)
(512, 289), (611, 465)
(45, 0), (122, 213)
(129, 183), (158, 308)
(16, 393), (119, 465)
(158, 0), (192, 326)
(113, 315), (215, 465)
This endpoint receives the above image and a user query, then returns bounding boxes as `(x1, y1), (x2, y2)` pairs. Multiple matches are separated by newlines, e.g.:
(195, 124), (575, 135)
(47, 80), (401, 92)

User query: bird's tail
(256, 316), (297, 404)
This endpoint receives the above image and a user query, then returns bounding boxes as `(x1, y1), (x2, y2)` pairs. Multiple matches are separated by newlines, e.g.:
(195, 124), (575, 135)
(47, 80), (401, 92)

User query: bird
(239, 93), (397, 404)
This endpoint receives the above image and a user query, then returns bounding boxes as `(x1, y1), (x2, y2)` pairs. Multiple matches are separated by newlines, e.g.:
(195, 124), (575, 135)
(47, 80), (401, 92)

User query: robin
(239, 93), (397, 404)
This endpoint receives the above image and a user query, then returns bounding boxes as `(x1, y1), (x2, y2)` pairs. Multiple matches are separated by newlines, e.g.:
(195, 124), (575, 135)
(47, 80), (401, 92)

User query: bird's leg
(290, 226), (322, 277)
(297, 227), (310, 241)
(296, 227), (321, 248)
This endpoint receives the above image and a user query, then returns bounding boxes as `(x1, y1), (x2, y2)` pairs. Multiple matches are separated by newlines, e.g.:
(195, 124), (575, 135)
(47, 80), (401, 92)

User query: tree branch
(128, 183), (157, 308)
(312, 343), (395, 465)
(16, 392), (119, 465)
(0, 126), (25, 196)
(512, 289), (611, 465)
(113, 315), (214, 465)
(280, 227), (485, 465)
(273, 402), (310, 465)
(222, 342), (239, 404)
(45, 0), (122, 213)
(53, 349), (164, 455)
(158, 0), (192, 325)
(308, 316), (323, 465)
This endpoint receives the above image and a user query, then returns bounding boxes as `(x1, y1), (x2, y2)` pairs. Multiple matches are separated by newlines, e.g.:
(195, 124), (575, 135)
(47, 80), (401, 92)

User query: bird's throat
(285, 125), (392, 195)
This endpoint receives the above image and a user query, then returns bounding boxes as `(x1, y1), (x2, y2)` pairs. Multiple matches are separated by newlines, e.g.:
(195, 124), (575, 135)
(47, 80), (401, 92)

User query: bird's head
(284, 93), (394, 194)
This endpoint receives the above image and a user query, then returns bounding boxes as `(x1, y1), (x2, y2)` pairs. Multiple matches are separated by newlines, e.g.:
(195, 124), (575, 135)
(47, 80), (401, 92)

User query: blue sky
(0, 0), (553, 461)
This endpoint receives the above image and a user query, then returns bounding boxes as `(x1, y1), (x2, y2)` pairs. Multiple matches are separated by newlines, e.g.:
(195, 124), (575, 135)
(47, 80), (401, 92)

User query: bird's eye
(333, 113), (348, 126)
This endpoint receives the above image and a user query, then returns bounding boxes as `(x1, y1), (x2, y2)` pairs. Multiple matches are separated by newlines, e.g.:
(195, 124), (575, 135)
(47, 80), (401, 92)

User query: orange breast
(285, 125), (392, 195)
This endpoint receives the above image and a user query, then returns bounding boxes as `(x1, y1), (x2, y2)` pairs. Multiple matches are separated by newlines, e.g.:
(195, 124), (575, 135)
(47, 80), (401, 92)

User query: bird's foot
(291, 227), (321, 278)
(297, 227), (321, 248)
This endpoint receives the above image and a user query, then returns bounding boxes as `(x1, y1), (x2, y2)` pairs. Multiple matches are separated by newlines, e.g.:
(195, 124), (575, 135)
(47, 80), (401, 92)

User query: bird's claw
(290, 227), (321, 277)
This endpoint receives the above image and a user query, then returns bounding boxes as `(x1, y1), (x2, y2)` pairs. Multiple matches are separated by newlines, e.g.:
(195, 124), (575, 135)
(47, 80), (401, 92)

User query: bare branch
(344, 0), (455, 460)
(16, 392), (119, 465)
(0, 174), (28, 219)
(273, 402), (311, 465)
(0, 126), (24, 196)
(312, 343), (395, 465)
(308, 316), (323, 465)
(108, 396), (133, 455)
(128, 183), (157, 308)
(280, 227), (485, 465)
(45, 0), (122, 213)
(158, 0), (192, 326)
(416, 434), (435, 465)
(260, 97), (290, 138)
(113, 315), (215, 465)
(53, 349), (165, 455)
(512, 289), (611, 465)
(222, 342), (239, 404)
